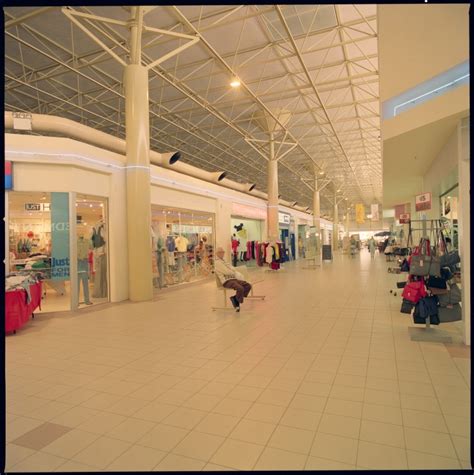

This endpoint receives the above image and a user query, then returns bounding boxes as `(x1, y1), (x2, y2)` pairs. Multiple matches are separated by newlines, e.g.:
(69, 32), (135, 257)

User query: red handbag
(402, 276), (427, 303)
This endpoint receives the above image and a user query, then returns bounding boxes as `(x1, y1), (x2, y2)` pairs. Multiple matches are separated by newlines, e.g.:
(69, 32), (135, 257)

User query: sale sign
(399, 214), (410, 224)
(415, 192), (432, 212)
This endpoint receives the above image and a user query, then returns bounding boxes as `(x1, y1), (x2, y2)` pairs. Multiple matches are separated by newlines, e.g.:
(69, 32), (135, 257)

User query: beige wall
(378, 3), (469, 101)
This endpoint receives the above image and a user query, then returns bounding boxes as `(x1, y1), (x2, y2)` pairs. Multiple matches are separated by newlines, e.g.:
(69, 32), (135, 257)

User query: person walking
(368, 237), (377, 259)
(214, 247), (252, 312)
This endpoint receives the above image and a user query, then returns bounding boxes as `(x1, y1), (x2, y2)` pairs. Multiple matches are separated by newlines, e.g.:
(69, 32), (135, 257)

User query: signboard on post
(399, 213), (411, 224)
(355, 204), (365, 224)
(278, 212), (291, 225)
(415, 192), (432, 212)
(51, 193), (70, 280)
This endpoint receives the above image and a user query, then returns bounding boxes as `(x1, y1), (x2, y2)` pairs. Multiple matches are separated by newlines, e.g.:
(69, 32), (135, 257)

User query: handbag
(440, 250), (460, 268)
(384, 245), (393, 255)
(394, 247), (409, 256)
(426, 276), (447, 289)
(440, 267), (454, 281)
(400, 259), (410, 272)
(402, 276), (427, 303)
(410, 238), (433, 276)
(438, 304), (462, 323)
(396, 281), (407, 289)
(400, 299), (414, 314)
(437, 283), (462, 307)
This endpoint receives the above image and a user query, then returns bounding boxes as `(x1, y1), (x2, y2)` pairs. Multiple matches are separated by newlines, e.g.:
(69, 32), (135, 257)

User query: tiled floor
(5, 250), (471, 471)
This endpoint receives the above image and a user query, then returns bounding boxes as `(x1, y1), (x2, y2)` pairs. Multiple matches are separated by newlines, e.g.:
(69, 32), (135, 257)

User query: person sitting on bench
(214, 247), (252, 312)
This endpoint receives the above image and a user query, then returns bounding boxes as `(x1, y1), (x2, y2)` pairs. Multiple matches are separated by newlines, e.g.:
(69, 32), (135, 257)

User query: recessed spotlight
(230, 77), (241, 88)
(89, 204), (93, 208)
(319, 171), (324, 175)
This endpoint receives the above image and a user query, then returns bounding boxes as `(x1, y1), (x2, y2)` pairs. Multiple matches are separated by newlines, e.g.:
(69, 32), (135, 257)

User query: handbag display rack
(398, 218), (460, 342)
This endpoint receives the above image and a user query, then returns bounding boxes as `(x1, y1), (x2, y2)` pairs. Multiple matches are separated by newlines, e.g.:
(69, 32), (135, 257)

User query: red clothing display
(5, 282), (42, 333)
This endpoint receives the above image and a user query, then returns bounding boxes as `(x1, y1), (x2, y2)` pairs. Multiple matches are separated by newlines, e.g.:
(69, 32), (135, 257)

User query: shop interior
(151, 206), (215, 289)
(230, 217), (263, 267)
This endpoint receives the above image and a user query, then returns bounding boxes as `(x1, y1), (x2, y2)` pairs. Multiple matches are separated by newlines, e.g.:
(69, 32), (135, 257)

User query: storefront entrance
(151, 205), (215, 290)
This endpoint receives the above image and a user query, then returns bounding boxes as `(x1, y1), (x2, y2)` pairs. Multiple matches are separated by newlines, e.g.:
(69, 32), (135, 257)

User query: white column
(69, 192), (78, 310)
(267, 133), (279, 243)
(346, 209), (350, 237)
(124, 7), (153, 302)
(333, 195), (338, 250)
(313, 175), (321, 252)
(458, 117), (470, 345)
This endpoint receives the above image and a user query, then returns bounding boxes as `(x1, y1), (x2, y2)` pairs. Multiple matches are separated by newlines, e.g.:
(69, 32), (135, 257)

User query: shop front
(279, 211), (293, 261)
(7, 190), (110, 313)
(151, 205), (215, 290)
(230, 202), (266, 267)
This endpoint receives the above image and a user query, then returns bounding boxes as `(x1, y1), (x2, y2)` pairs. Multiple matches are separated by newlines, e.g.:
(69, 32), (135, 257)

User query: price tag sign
(415, 192), (432, 211)
(399, 213), (410, 224)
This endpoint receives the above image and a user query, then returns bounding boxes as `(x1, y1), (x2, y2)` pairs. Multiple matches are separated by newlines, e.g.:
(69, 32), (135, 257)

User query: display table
(5, 282), (42, 334)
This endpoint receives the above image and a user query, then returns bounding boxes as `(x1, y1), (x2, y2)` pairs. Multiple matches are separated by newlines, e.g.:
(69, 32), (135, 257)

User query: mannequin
(77, 231), (92, 305)
(92, 216), (107, 298)
(174, 234), (189, 282)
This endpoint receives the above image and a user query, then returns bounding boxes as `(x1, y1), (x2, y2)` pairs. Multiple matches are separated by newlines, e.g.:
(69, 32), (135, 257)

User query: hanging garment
(78, 259), (91, 303)
(175, 236), (189, 253)
(271, 261), (280, 270)
(231, 238), (239, 253)
(266, 246), (274, 264)
(166, 235), (176, 252)
(92, 253), (107, 298)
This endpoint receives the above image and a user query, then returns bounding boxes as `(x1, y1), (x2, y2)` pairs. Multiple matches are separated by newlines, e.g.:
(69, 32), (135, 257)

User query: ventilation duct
(5, 111), (312, 217)
(5, 111), (175, 168)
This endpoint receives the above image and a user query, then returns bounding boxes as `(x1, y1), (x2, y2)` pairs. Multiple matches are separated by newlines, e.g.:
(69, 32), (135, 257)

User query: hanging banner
(415, 192), (432, 211)
(370, 204), (379, 221)
(51, 192), (70, 280)
(355, 204), (365, 224)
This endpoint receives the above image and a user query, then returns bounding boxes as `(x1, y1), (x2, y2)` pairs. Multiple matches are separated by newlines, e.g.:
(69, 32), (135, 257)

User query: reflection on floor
(38, 281), (108, 313)
(6, 251), (471, 471)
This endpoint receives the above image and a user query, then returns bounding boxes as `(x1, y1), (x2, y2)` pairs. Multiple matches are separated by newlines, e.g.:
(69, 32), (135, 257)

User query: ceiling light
(230, 77), (241, 88)
(319, 171), (324, 175)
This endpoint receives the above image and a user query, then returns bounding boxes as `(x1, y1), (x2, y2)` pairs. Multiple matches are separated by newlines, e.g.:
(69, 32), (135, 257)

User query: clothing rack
(405, 218), (453, 342)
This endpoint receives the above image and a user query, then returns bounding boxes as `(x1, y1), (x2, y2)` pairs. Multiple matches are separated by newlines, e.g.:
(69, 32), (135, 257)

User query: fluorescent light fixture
(230, 77), (241, 88)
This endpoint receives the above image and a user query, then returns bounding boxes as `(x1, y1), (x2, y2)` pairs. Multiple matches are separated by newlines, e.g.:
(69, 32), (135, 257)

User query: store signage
(278, 212), (291, 225)
(415, 192), (432, 211)
(231, 203), (266, 220)
(24, 203), (50, 212)
(25, 203), (42, 211)
(370, 203), (379, 222)
(51, 193), (70, 280)
(5, 161), (13, 190)
(355, 204), (365, 224)
(399, 213), (410, 224)
(171, 224), (212, 234)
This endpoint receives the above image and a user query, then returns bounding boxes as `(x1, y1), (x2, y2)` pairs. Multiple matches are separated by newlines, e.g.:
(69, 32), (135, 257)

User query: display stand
(406, 218), (453, 342)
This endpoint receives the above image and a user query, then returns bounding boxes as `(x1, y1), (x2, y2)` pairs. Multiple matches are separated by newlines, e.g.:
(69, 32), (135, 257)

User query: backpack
(92, 225), (106, 248)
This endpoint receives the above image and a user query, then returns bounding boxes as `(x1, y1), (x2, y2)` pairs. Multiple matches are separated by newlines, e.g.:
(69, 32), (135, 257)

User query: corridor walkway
(5, 251), (471, 471)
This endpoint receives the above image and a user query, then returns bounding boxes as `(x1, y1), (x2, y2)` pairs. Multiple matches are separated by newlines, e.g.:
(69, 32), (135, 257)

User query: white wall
(422, 129), (459, 220)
